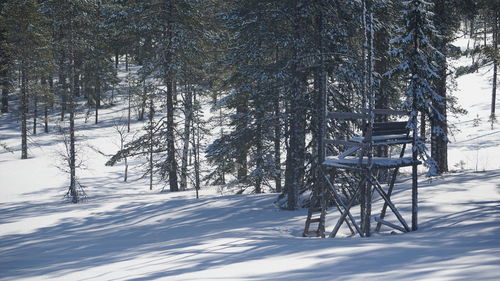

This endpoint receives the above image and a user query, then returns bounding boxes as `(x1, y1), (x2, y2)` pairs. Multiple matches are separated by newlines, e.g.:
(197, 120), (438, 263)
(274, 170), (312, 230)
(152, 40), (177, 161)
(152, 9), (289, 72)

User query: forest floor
(1, 38), (500, 280)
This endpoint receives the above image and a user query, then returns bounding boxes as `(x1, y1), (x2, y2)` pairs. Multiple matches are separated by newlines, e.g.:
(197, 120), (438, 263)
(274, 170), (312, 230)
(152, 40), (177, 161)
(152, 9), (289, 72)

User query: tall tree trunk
(420, 112), (426, 139)
(273, 96), (281, 193)
(180, 83), (193, 191)
(95, 77), (100, 124)
(431, 0), (450, 175)
(374, 5), (390, 158)
(59, 61), (67, 121)
(74, 59), (80, 98)
(236, 93), (248, 183)
(0, 65), (8, 113)
(127, 74), (131, 133)
(218, 106), (226, 184)
(69, 59), (77, 204)
(284, 0), (307, 209)
(166, 80), (179, 192)
(115, 51), (119, 69)
(148, 91), (154, 191)
(42, 77), (49, 133)
(362, 0), (375, 237)
(139, 80), (146, 121)
(125, 53), (129, 72)
(21, 67), (28, 159)
(193, 89), (200, 199)
(33, 86), (38, 135)
(255, 104), (264, 194)
(491, 10), (498, 124)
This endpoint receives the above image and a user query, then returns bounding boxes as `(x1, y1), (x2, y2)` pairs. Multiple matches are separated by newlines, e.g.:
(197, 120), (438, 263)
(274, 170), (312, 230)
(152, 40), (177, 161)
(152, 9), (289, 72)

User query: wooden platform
(323, 156), (420, 169)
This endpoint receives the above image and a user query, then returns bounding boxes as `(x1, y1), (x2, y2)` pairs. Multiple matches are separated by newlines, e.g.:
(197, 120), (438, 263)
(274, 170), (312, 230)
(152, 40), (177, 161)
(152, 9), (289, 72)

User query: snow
(1, 52), (500, 280)
(448, 36), (500, 172)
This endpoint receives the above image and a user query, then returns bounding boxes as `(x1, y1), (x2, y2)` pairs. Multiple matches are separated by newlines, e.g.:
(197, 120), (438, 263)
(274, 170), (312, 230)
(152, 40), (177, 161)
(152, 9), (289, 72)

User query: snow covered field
(1, 52), (500, 280)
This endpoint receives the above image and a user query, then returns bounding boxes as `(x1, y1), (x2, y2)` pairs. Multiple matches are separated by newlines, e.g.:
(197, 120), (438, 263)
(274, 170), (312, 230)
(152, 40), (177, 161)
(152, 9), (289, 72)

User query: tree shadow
(1, 171), (499, 280)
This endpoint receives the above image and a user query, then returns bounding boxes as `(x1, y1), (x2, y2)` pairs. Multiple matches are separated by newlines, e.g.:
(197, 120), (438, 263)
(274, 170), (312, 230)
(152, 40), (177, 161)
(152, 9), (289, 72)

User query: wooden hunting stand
(303, 0), (420, 238)
(303, 108), (421, 238)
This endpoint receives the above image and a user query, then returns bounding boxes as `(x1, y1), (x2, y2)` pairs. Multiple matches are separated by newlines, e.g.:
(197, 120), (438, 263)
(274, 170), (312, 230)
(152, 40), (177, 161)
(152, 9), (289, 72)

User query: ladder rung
(309, 218), (322, 223)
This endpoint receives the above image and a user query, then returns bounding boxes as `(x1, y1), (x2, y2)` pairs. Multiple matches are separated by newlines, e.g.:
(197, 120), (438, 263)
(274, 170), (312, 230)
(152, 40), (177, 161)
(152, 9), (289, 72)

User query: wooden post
(411, 91), (419, 231)
(362, 0), (375, 237)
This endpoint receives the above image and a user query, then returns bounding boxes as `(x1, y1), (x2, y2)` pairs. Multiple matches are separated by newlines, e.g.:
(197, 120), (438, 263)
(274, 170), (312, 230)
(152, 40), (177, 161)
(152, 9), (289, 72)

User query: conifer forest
(1, 0), (499, 280)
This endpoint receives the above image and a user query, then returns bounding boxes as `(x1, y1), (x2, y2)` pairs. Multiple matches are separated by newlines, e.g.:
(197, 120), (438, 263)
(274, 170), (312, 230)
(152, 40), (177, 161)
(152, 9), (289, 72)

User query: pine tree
(389, 0), (443, 175)
(429, 0), (462, 174)
(1, 0), (52, 159)
(0, 1), (10, 114)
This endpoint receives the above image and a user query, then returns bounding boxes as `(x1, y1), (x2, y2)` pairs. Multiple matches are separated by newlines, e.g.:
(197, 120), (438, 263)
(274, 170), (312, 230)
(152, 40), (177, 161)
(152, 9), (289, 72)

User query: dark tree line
(0, 0), (498, 205)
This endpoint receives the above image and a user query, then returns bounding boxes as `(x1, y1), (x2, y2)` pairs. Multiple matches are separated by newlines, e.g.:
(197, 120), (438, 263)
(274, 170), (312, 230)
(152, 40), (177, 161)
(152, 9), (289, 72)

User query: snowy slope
(1, 53), (500, 280)
(448, 37), (500, 171)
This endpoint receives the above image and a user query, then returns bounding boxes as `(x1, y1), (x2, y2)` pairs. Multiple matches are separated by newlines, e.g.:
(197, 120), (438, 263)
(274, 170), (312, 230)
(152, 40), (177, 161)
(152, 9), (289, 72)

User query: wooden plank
(372, 129), (408, 136)
(376, 143), (407, 233)
(374, 217), (407, 233)
(361, 108), (409, 116)
(324, 139), (367, 148)
(373, 121), (407, 129)
(328, 112), (368, 120)
(373, 122), (408, 136)
(338, 146), (360, 159)
(322, 170), (364, 237)
(370, 176), (411, 232)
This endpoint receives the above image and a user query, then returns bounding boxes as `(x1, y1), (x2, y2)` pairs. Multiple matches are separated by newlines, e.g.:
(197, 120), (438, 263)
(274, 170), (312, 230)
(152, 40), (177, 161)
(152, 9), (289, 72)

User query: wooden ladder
(303, 186), (327, 238)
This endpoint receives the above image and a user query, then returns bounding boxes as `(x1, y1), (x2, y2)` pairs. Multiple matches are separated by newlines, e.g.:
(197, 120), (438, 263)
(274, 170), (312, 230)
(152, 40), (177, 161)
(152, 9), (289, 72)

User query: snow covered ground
(448, 37), (500, 171)
(1, 49), (500, 280)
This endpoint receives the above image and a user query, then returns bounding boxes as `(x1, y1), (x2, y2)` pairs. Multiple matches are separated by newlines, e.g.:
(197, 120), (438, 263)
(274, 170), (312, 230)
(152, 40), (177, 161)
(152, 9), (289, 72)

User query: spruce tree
(389, 0), (443, 175)
(1, 0), (52, 159)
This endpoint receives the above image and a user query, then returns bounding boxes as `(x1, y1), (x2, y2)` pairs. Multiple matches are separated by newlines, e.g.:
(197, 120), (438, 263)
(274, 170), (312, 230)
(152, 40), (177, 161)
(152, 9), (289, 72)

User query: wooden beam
(328, 112), (368, 120)
(324, 139), (368, 148)
(322, 170), (364, 237)
(338, 146), (360, 159)
(376, 143), (408, 232)
(374, 217), (407, 233)
(369, 176), (411, 232)
(361, 108), (409, 116)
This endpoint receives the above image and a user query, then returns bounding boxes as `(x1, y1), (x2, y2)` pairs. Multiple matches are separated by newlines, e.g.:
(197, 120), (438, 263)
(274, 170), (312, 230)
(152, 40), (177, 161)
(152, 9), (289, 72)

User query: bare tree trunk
(69, 66), (77, 203)
(115, 51), (119, 69)
(167, 80), (179, 192)
(74, 59), (80, 98)
(420, 112), (426, 139)
(274, 96), (281, 193)
(180, 83), (192, 191)
(21, 67), (28, 159)
(236, 94), (248, 183)
(374, 5), (390, 158)
(255, 106), (263, 194)
(362, 0), (375, 237)
(148, 91), (154, 191)
(491, 10), (498, 126)
(139, 80), (146, 121)
(95, 77), (100, 124)
(284, 0), (307, 209)
(42, 77), (50, 133)
(0, 64), (8, 113)
(193, 90), (201, 199)
(125, 53), (129, 72)
(59, 62), (67, 121)
(33, 86), (38, 135)
(127, 76), (131, 133)
(431, 0), (450, 175)
(218, 107), (226, 184)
